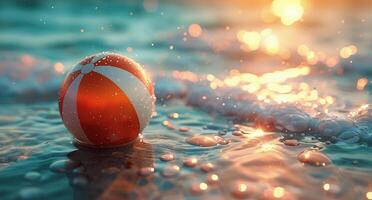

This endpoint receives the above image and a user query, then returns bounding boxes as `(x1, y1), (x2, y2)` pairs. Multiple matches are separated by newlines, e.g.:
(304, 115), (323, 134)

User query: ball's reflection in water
(67, 139), (155, 200)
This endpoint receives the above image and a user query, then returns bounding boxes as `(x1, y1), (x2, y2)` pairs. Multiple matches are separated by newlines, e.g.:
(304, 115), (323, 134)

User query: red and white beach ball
(58, 52), (155, 147)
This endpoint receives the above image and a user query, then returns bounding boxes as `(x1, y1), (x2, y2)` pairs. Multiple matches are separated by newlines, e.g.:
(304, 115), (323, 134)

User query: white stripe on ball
(62, 74), (92, 144)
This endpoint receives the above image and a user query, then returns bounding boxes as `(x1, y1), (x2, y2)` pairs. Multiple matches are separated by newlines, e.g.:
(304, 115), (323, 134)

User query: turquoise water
(1, 1), (372, 199)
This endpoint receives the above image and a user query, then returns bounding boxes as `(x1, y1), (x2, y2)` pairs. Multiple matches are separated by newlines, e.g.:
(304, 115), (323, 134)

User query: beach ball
(58, 52), (155, 147)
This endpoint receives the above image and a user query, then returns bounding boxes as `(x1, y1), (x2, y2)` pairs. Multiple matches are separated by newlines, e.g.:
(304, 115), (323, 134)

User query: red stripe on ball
(76, 71), (140, 146)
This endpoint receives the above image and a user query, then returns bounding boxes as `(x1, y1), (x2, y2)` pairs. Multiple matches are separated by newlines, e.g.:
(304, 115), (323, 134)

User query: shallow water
(1, 0), (372, 200)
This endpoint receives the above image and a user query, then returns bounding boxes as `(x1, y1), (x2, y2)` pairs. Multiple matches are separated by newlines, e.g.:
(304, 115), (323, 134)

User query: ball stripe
(58, 70), (81, 114)
(61, 74), (93, 144)
(93, 66), (154, 131)
(93, 53), (154, 95)
(76, 71), (141, 146)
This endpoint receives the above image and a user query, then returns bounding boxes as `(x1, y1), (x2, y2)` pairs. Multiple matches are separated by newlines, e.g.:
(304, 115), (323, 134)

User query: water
(1, 0), (372, 199)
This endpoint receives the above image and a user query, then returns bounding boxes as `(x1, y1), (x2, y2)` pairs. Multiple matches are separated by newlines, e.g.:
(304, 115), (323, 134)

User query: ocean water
(1, 0), (372, 199)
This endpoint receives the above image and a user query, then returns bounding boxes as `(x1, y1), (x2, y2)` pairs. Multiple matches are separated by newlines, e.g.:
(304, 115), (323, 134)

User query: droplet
(49, 159), (79, 173)
(262, 187), (293, 199)
(283, 139), (299, 146)
(322, 181), (341, 195)
(168, 112), (179, 119)
(19, 187), (43, 200)
(138, 167), (155, 176)
(183, 157), (198, 167)
(24, 172), (41, 181)
(366, 191), (372, 200)
(323, 183), (330, 191)
(179, 127), (190, 132)
(162, 120), (176, 129)
(298, 150), (331, 166)
(186, 135), (227, 147)
(232, 131), (243, 136)
(272, 187), (285, 198)
(206, 173), (219, 184)
(190, 182), (208, 195)
(200, 162), (215, 172)
(160, 152), (175, 161)
(161, 165), (180, 177)
(231, 182), (251, 199)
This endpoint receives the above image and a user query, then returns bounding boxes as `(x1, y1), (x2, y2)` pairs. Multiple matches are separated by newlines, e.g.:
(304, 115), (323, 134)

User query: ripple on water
(298, 150), (331, 166)
(186, 135), (228, 147)
(0, 115), (19, 125)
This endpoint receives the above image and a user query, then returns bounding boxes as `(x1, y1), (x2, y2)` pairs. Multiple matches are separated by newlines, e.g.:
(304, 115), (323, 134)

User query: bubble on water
(138, 167), (155, 176)
(298, 150), (331, 166)
(49, 159), (79, 173)
(160, 152), (175, 161)
(186, 135), (227, 147)
(72, 176), (88, 187)
(179, 127), (190, 132)
(189, 182), (208, 195)
(200, 162), (215, 172)
(161, 164), (180, 177)
(283, 139), (299, 146)
(183, 157), (198, 167)
(206, 173), (219, 184)
(19, 187), (43, 200)
(24, 172), (41, 181)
